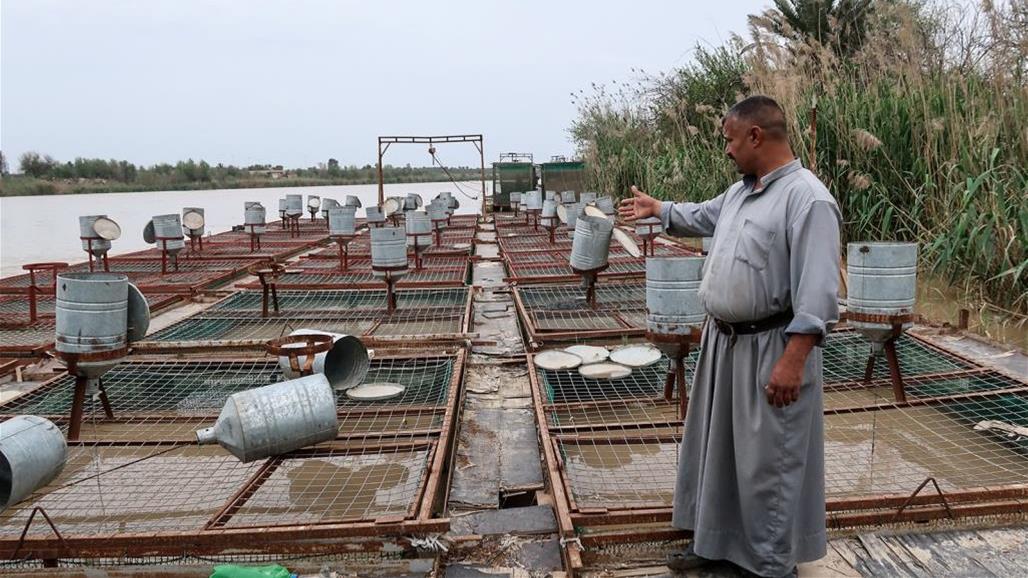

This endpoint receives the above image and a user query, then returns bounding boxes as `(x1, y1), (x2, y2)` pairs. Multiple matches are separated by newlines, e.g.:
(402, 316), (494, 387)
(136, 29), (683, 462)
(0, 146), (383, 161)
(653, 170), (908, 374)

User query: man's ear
(749, 126), (763, 147)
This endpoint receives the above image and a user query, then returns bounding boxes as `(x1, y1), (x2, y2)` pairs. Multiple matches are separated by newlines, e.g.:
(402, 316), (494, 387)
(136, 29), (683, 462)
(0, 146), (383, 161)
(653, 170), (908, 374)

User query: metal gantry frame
(376, 135), (487, 216)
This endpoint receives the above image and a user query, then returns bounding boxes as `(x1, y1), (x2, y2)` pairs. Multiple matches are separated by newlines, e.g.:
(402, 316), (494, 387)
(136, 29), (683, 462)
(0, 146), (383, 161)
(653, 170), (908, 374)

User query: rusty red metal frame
(525, 331), (1028, 564)
(510, 283), (646, 348)
(377, 134), (487, 216)
(0, 348), (468, 562)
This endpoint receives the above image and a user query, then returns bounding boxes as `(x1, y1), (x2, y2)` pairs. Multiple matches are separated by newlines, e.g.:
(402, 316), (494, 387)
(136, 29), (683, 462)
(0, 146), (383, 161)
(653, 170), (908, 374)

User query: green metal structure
(492, 153), (536, 210)
(540, 157), (586, 202)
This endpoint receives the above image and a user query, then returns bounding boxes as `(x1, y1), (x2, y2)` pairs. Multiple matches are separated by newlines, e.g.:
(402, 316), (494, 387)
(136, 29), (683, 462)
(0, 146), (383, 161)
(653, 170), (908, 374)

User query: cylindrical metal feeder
(0, 416), (67, 510)
(541, 199), (559, 243)
(55, 272), (148, 440)
(405, 193), (423, 211)
(285, 194), (304, 217)
(182, 207), (205, 252)
(244, 203), (267, 252)
(570, 214), (614, 308)
(405, 211), (432, 269)
(329, 206), (357, 272)
(509, 191), (522, 217)
(372, 227), (408, 313)
(428, 202), (449, 246)
(580, 192), (598, 204)
(366, 206), (386, 227)
(344, 195), (362, 209)
(847, 241), (919, 402)
(645, 256), (706, 418)
(320, 198), (339, 222)
(196, 374), (339, 463)
(307, 195), (321, 221)
(635, 217), (662, 256)
(78, 215), (118, 271)
(596, 196), (616, 216)
(273, 329), (371, 390)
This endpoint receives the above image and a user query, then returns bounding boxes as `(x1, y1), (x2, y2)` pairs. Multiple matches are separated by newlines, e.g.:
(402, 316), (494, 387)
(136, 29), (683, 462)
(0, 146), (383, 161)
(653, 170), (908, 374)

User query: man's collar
(742, 158), (803, 193)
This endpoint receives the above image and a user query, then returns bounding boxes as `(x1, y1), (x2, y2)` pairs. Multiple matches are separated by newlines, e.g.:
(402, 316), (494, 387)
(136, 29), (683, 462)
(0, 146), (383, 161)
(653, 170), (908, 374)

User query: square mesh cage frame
(0, 350), (465, 553)
(529, 331), (1028, 530)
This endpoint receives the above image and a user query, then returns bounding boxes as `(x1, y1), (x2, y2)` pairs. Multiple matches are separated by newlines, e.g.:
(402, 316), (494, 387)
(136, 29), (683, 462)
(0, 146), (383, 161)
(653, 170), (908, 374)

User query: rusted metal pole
(479, 139), (486, 217)
(377, 139), (385, 207)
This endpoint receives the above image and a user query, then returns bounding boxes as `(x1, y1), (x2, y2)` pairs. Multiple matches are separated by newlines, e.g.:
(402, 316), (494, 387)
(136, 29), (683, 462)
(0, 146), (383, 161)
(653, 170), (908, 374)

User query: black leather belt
(712, 309), (794, 345)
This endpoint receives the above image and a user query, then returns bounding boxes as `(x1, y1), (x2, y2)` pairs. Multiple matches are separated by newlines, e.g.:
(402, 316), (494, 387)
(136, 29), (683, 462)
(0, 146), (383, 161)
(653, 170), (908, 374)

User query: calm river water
(0, 181), (487, 277)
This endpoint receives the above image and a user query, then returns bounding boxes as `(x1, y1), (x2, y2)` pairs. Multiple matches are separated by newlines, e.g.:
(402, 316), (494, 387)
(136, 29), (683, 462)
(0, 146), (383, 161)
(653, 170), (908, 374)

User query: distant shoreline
(0, 174), (486, 197)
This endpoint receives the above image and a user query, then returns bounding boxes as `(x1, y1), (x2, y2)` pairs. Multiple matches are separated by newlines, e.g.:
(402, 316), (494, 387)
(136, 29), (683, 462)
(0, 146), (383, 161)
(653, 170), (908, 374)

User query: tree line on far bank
(0, 151), (482, 196)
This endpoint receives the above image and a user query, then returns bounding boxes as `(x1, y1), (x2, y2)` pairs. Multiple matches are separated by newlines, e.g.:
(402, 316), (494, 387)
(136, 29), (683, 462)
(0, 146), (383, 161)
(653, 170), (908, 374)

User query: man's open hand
(618, 185), (661, 221)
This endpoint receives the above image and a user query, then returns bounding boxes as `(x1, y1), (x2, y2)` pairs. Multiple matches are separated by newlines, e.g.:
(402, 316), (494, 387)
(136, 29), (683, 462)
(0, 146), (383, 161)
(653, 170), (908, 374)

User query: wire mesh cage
(528, 330), (1028, 533)
(0, 349), (465, 559)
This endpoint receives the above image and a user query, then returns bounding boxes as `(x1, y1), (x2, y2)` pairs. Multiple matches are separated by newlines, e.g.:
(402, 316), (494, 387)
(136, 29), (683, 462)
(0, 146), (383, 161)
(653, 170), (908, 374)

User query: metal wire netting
(141, 289), (469, 343)
(533, 333), (1028, 513)
(0, 355), (459, 538)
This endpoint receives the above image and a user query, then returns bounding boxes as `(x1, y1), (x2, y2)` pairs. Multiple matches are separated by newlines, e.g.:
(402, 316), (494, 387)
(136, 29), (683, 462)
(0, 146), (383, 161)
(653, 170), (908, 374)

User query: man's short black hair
(724, 95), (788, 137)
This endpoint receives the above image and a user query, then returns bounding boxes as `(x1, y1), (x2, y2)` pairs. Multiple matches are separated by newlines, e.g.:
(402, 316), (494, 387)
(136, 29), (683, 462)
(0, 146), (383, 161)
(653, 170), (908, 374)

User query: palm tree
(769, 0), (875, 56)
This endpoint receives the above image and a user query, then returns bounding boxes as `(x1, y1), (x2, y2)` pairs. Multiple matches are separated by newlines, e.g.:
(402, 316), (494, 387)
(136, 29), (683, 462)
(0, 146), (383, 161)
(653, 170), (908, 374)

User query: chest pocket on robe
(734, 218), (776, 270)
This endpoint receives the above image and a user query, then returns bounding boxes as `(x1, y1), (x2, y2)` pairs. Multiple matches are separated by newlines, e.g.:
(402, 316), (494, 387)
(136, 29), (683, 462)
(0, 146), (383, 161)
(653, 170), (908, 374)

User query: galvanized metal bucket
(196, 374), (339, 462)
(366, 206), (386, 225)
(320, 198), (339, 220)
(244, 203), (267, 234)
(279, 329), (371, 390)
(847, 241), (918, 342)
(580, 192), (598, 204)
(182, 207), (205, 237)
(405, 211), (431, 246)
(328, 206), (357, 237)
(285, 194), (304, 217)
(371, 227), (408, 275)
(151, 214), (185, 253)
(344, 195), (362, 208)
(596, 196), (615, 216)
(55, 272), (129, 378)
(646, 256), (706, 336)
(405, 193), (423, 211)
(570, 214), (613, 271)
(509, 191), (522, 206)
(525, 190), (543, 211)
(0, 416), (67, 510)
(541, 199), (558, 228)
(635, 217), (662, 238)
(78, 215), (112, 256)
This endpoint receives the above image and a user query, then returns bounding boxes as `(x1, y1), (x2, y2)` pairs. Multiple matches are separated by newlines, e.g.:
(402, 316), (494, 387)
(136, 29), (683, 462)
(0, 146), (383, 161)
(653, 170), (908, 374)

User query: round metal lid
(564, 345), (609, 365)
(308, 197), (322, 209)
(182, 211), (205, 230)
(383, 197), (401, 217)
(583, 204), (606, 218)
(345, 382), (405, 401)
(143, 220), (156, 244)
(578, 362), (632, 380)
(557, 203), (568, 224)
(534, 350), (583, 371)
(92, 217), (122, 240)
(126, 282), (150, 342)
(612, 228), (642, 258)
(609, 345), (662, 367)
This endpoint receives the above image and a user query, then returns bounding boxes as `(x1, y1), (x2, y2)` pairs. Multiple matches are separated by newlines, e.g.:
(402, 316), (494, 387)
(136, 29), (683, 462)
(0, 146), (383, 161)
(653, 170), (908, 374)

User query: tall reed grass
(571, 1), (1027, 313)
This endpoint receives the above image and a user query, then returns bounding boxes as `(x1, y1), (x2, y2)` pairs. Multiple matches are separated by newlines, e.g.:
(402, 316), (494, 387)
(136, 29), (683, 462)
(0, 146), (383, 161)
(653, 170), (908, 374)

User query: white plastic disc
(612, 228), (642, 258)
(557, 203), (568, 224)
(578, 362), (632, 380)
(92, 217), (122, 240)
(535, 350), (583, 371)
(383, 198), (401, 217)
(308, 197), (321, 209)
(453, 243), (471, 250)
(345, 382), (405, 400)
(564, 345), (609, 365)
(609, 345), (662, 367)
(583, 204), (606, 218)
(182, 211), (205, 230)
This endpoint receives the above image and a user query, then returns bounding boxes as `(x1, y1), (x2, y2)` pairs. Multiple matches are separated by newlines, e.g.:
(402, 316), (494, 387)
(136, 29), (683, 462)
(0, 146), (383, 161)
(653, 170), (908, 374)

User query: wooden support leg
(885, 338), (906, 403)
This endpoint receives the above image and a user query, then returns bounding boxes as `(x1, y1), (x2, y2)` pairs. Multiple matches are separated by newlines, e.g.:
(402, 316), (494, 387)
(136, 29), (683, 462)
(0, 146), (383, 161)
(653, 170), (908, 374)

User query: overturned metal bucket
(0, 416), (67, 510)
(570, 214), (613, 271)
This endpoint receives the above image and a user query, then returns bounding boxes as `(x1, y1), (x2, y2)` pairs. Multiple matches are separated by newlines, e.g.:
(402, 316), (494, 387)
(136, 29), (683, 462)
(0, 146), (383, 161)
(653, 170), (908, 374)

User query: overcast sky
(2, 0), (768, 170)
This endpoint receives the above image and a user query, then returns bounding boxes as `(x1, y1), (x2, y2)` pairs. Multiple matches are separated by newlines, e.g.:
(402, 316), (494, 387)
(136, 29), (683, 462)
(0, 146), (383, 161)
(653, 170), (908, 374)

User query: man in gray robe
(618, 95), (840, 577)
